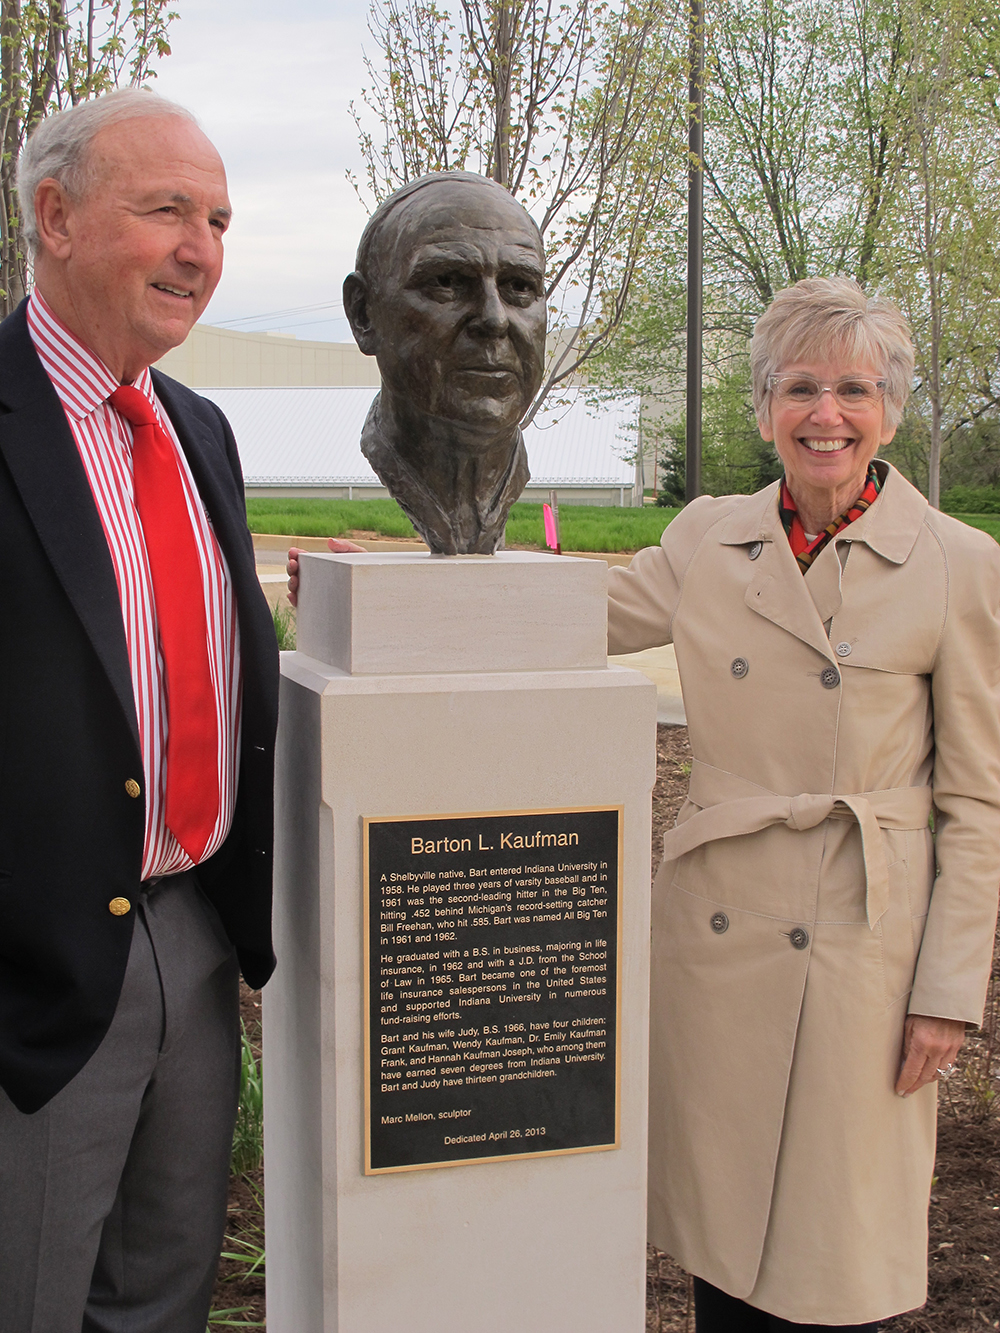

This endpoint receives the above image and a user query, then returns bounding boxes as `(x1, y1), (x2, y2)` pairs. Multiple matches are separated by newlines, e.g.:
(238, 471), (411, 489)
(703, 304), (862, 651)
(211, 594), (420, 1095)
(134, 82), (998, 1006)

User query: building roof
(155, 325), (381, 389)
(196, 385), (638, 487)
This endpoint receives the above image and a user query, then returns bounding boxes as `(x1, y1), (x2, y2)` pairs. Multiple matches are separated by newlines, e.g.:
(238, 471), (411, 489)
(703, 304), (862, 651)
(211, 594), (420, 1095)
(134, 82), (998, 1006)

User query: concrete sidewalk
(608, 644), (685, 725)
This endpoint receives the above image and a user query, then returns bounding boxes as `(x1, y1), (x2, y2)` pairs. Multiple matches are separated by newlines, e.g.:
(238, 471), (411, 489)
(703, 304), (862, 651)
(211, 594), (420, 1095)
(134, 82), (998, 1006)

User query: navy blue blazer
(0, 301), (279, 1114)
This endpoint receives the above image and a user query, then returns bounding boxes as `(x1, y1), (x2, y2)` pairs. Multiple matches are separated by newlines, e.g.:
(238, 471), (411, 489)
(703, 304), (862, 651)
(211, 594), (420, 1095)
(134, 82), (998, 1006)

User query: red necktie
(110, 386), (220, 864)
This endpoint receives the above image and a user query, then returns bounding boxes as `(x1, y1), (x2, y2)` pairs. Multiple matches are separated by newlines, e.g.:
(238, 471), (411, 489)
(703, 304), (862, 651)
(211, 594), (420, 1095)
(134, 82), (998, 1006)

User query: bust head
(344, 173), (547, 449)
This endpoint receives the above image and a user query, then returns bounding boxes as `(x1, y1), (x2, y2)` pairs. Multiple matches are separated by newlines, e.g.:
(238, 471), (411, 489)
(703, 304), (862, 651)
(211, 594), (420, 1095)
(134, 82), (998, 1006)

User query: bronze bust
(343, 172), (546, 554)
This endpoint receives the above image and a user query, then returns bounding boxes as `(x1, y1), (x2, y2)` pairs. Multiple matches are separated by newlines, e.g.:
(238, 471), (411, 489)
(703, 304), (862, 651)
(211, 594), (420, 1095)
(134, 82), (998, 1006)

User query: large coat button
(108, 897), (131, 916)
(820, 665), (841, 689)
(789, 926), (809, 949)
(731, 658), (749, 679)
(125, 779), (141, 798)
(710, 911), (729, 933)
(748, 541), (763, 560)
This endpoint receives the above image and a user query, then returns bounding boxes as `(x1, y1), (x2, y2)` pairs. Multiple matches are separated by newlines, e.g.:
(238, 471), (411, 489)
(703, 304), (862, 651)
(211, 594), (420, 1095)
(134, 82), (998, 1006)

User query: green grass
(247, 496), (1000, 553)
(230, 1021), (263, 1177)
(948, 514), (1000, 542)
(247, 496), (680, 554)
(246, 497), (418, 540)
(205, 1308), (263, 1329)
(505, 502), (680, 552)
(271, 602), (296, 651)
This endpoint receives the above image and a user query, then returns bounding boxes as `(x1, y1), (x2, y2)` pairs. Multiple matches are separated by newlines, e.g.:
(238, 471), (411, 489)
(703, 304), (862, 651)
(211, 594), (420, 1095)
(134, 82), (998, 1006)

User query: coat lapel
(801, 542), (844, 626)
(770, 464), (928, 637)
(0, 306), (139, 751)
(719, 482), (837, 663)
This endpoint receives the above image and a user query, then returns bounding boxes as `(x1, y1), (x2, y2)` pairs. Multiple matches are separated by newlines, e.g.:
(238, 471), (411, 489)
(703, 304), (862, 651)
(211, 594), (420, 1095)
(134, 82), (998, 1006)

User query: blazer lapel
(0, 307), (139, 751)
(151, 372), (257, 590)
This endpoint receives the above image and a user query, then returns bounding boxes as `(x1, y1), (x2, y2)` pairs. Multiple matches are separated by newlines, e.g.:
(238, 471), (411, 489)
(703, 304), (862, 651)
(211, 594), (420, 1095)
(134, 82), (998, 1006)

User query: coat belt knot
(662, 762), (934, 928)
(784, 794), (833, 831)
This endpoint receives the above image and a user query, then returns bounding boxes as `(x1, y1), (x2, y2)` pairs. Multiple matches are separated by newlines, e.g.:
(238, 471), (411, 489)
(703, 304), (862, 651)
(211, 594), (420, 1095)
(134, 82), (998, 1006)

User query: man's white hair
(17, 87), (197, 254)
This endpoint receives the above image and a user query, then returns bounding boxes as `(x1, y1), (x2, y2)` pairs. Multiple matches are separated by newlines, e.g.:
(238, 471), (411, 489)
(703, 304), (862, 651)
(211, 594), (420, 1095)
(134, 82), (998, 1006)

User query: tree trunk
(928, 396), (942, 510)
(0, 0), (28, 316)
(491, 1), (513, 188)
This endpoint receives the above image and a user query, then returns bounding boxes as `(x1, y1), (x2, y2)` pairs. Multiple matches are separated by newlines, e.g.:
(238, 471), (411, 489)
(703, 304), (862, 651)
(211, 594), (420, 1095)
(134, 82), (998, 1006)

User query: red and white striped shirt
(28, 291), (242, 879)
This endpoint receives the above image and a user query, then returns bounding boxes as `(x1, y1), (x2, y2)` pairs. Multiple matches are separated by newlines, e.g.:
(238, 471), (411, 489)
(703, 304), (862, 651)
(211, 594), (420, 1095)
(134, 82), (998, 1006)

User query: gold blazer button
(108, 897), (132, 916)
(125, 779), (141, 798)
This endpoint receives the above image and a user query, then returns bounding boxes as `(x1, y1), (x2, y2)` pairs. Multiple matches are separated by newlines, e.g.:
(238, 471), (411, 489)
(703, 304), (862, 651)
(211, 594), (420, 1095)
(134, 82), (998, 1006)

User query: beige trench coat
(608, 463), (1000, 1324)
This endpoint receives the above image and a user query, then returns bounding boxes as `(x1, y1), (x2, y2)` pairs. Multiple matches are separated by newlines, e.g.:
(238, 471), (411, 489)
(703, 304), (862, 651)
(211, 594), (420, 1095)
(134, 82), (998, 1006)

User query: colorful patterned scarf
(780, 464), (882, 574)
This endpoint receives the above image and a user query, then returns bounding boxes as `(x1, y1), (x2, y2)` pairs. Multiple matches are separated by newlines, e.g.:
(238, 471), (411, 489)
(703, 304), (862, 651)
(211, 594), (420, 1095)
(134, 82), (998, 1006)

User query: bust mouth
(456, 366), (520, 378)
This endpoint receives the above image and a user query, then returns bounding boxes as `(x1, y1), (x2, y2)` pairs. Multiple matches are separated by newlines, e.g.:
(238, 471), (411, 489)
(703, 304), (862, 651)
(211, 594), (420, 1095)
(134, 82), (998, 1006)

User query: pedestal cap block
(296, 550), (607, 675)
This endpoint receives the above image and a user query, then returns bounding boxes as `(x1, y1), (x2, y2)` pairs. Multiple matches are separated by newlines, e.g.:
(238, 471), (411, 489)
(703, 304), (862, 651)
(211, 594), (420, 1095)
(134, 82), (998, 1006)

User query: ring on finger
(935, 1063), (957, 1079)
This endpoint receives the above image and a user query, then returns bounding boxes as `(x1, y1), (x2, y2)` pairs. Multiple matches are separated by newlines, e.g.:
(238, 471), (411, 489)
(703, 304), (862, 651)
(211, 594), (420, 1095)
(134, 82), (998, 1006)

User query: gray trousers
(0, 875), (241, 1333)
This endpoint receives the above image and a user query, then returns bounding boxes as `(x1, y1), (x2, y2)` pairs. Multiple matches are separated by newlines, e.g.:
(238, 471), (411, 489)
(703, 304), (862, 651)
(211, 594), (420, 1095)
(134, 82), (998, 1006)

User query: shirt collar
(718, 461), (927, 565)
(27, 290), (156, 423)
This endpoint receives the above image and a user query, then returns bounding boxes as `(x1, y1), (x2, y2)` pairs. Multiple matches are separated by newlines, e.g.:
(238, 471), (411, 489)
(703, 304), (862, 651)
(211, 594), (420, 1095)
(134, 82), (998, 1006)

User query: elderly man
(343, 170), (547, 553)
(0, 90), (278, 1331)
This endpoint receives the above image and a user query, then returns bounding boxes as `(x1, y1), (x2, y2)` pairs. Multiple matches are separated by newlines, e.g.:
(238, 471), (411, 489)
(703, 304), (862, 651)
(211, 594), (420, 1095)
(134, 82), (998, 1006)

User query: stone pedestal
(264, 551), (656, 1333)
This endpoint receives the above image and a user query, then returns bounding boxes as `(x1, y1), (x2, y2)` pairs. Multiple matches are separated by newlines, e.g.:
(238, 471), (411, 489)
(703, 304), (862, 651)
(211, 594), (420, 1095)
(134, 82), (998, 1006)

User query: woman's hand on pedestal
(286, 538), (368, 606)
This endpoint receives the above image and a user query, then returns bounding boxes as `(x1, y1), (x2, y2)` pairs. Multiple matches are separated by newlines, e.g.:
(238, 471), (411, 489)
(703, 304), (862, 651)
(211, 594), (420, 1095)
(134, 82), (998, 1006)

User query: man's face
(42, 114), (230, 380)
(365, 182), (546, 439)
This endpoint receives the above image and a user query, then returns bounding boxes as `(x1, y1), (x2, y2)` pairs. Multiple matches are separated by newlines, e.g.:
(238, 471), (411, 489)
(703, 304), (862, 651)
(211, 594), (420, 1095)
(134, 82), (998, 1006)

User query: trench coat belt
(660, 760), (934, 929)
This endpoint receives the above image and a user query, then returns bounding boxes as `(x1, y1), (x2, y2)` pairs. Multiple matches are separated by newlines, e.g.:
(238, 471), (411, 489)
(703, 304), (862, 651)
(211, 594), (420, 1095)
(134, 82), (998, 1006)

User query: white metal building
(197, 385), (642, 506)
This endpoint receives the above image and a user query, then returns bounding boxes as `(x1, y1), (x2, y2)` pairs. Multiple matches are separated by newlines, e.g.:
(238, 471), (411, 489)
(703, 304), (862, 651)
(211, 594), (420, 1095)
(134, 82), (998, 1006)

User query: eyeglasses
(768, 374), (886, 411)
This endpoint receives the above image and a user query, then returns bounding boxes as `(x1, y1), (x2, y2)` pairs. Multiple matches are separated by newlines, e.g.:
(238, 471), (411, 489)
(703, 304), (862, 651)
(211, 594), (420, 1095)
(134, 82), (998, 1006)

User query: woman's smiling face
(759, 357), (897, 502)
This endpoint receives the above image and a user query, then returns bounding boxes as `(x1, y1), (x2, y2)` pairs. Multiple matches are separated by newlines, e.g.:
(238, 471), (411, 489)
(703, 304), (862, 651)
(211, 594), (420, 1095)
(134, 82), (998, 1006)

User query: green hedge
(941, 486), (1000, 515)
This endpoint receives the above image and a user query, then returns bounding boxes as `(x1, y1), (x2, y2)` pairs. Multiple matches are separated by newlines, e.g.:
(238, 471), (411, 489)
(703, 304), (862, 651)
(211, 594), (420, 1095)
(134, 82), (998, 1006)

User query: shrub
(940, 485), (1000, 515)
(231, 1021), (263, 1177)
(272, 603), (296, 651)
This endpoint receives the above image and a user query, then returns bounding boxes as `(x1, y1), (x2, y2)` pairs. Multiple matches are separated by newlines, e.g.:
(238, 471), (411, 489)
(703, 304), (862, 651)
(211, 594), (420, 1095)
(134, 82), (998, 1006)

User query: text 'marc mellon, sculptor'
(343, 171), (547, 554)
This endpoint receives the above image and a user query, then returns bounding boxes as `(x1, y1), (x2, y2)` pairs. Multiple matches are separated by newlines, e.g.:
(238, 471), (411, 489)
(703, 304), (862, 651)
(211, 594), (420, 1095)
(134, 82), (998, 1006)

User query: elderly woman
(609, 277), (1000, 1330)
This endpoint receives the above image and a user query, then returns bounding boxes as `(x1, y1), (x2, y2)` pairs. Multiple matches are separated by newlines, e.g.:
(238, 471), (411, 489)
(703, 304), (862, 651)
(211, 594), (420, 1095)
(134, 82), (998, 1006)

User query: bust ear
(343, 272), (378, 356)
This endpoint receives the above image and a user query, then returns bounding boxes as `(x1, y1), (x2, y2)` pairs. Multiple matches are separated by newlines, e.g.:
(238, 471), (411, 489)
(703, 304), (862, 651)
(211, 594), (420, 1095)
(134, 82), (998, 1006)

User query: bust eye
(501, 276), (541, 305)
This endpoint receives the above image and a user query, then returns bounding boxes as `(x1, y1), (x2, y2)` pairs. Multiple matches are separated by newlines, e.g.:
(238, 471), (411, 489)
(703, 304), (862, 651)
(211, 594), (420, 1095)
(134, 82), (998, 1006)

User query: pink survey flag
(543, 503), (558, 550)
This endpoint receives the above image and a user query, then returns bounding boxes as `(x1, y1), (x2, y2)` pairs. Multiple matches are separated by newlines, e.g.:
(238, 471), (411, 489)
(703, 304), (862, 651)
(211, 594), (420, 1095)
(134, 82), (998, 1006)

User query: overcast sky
(152, 0), (375, 342)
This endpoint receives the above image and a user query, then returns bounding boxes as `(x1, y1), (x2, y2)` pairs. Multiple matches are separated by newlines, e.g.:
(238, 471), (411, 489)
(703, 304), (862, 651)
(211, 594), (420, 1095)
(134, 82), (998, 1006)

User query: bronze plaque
(363, 806), (622, 1173)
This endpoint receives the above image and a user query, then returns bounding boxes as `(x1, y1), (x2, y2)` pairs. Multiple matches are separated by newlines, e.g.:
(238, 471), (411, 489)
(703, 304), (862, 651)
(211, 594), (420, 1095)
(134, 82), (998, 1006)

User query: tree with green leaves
(877, 0), (1000, 507)
(350, 0), (689, 415)
(592, 0), (860, 496)
(594, 0), (1000, 504)
(1, 0), (176, 315)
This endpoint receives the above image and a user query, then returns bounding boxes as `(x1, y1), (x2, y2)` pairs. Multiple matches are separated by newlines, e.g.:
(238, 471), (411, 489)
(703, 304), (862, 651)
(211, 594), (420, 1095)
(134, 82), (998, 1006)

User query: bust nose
(470, 278), (509, 337)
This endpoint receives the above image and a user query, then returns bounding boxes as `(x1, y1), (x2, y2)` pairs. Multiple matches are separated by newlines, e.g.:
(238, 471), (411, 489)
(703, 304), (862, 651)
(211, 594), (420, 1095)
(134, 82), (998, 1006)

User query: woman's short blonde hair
(750, 277), (914, 429)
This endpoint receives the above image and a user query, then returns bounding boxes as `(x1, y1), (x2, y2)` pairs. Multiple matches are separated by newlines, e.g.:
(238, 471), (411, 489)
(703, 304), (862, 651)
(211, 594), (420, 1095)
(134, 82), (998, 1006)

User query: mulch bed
(214, 724), (1000, 1331)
